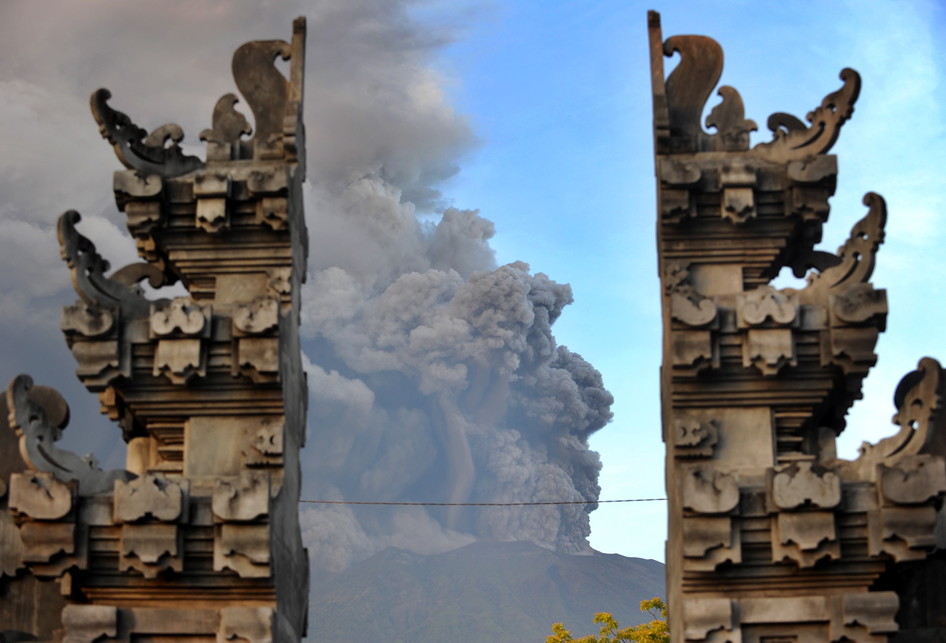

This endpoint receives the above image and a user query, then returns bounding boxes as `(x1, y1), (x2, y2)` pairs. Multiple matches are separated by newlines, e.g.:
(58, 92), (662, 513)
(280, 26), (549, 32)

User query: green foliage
(546, 597), (669, 643)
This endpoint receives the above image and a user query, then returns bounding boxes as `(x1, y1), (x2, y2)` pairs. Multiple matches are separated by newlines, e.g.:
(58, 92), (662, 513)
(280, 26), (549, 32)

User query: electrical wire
(299, 498), (667, 506)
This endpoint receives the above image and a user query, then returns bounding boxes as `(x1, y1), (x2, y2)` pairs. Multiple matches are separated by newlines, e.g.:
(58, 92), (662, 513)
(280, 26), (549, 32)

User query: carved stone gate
(650, 11), (946, 643)
(1, 19), (309, 642)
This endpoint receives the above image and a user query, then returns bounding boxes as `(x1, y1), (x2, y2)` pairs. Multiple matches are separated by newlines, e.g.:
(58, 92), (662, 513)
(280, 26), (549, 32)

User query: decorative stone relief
(737, 286), (797, 328)
(772, 512), (839, 568)
(657, 158), (701, 223)
(194, 171), (233, 233)
(683, 598), (736, 643)
(719, 163), (757, 224)
(120, 523), (181, 578)
(200, 93), (252, 162)
(212, 471), (270, 522)
(785, 155), (837, 223)
(770, 462), (841, 510)
(682, 467), (739, 514)
(7, 376), (133, 496)
(753, 68), (861, 163)
(682, 516), (741, 570)
(91, 88), (204, 178)
(214, 523), (270, 578)
(868, 505), (939, 562)
(8, 472), (73, 520)
(150, 298), (211, 338)
(879, 455), (946, 505)
(243, 417), (284, 468)
(113, 474), (185, 522)
(232, 337), (280, 383)
(829, 592), (899, 642)
(153, 338), (205, 384)
(666, 262), (718, 328)
(742, 328), (795, 376)
(673, 414), (719, 458)
(233, 296), (280, 335)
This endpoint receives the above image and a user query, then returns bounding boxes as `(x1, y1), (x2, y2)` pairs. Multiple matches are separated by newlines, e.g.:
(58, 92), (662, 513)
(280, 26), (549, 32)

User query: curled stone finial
(58, 211), (170, 318)
(6, 375), (135, 496)
(200, 93), (252, 161)
(754, 68), (861, 162)
(91, 88), (204, 178)
(232, 39), (292, 156)
(805, 193), (886, 294)
(705, 86), (757, 151)
(852, 358), (945, 469)
(663, 34), (724, 151)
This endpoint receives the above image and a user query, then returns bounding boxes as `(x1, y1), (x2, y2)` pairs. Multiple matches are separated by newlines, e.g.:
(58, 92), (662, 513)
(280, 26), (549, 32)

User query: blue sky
(0, 0), (944, 567)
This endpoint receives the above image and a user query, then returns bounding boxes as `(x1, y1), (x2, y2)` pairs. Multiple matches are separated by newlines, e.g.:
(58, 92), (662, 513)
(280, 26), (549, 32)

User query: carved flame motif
(58, 211), (168, 318)
(856, 358), (945, 466)
(6, 375), (134, 496)
(804, 193), (886, 295)
(755, 68), (861, 163)
(90, 89), (204, 178)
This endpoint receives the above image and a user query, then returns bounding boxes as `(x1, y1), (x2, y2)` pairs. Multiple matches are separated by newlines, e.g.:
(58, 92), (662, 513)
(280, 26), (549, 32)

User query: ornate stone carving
(803, 193), (886, 298)
(754, 68), (861, 163)
(8, 472), (73, 520)
(656, 24), (858, 159)
(200, 93), (252, 162)
(119, 523), (181, 578)
(770, 462), (841, 510)
(772, 511), (839, 568)
(719, 163), (757, 224)
(3, 17), (312, 641)
(91, 88), (204, 178)
(113, 474), (185, 522)
(737, 286), (797, 328)
(666, 262), (718, 327)
(7, 376), (133, 497)
(58, 210), (164, 318)
(150, 298), (211, 337)
(651, 11), (944, 641)
(212, 472), (269, 522)
(233, 296), (280, 335)
(673, 414), (719, 458)
(682, 467), (739, 514)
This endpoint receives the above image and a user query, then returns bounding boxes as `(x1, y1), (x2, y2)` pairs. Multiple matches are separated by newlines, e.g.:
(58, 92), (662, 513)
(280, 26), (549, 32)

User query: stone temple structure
(650, 11), (946, 643)
(1, 19), (309, 641)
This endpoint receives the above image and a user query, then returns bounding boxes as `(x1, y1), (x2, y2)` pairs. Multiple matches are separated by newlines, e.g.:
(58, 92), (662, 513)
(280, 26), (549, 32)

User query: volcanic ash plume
(295, 1), (614, 574)
(300, 194), (613, 572)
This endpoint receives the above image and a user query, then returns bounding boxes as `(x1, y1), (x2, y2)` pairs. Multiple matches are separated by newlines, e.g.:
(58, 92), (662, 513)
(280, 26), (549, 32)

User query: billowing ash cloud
(298, 4), (612, 572)
(0, 0), (613, 574)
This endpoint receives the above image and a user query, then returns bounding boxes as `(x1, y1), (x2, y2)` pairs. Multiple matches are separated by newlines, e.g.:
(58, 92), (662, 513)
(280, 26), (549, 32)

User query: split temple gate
(1, 20), (309, 641)
(651, 11), (946, 643)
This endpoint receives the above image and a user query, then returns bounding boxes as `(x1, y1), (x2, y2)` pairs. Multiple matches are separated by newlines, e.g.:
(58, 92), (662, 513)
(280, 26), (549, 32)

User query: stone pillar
(650, 11), (946, 642)
(4, 18), (309, 642)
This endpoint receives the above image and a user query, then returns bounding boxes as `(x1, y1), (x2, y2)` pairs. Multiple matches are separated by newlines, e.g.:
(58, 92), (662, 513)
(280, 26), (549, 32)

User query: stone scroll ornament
(4, 375), (134, 497)
(58, 209), (173, 318)
(91, 89), (204, 178)
(658, 29), (860, 159)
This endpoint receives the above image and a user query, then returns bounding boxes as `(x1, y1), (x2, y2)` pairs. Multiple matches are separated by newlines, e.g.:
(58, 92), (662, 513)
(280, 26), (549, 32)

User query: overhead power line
(299, 498), (667, 506)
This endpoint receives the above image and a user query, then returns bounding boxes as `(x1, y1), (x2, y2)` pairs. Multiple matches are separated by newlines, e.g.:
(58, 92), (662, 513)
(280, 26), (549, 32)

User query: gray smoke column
(298, 3), (614, 572)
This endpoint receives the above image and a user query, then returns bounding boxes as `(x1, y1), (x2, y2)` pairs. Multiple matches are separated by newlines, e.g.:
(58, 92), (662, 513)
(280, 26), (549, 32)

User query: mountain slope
(308, 540), (665, 642)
